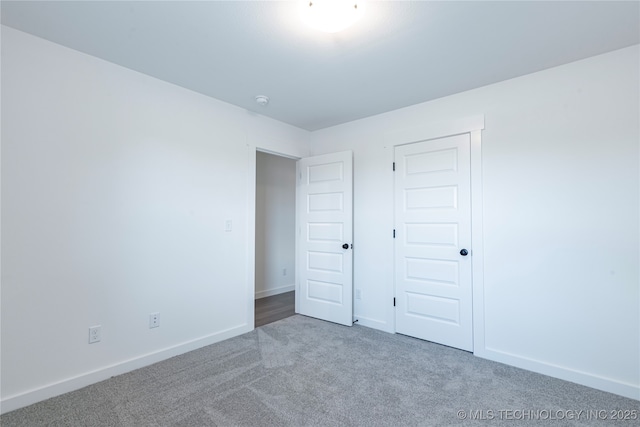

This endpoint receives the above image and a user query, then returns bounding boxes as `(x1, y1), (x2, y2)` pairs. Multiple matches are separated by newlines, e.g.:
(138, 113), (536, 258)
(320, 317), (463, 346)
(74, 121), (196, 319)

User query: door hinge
(393, 297), (396, 307)
(393, 229), (396, 238)
(392, 162), (395, 171)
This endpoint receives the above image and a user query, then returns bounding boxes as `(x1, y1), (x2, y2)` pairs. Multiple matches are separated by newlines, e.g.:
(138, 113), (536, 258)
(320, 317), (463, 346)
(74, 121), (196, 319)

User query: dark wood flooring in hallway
(255, 291), (295, 328)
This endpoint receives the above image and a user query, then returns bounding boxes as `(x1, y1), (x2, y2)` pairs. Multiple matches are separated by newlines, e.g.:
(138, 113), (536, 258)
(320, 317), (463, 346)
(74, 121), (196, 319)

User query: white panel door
(395, 134), (473, 351)
(297, 151), (353, 326)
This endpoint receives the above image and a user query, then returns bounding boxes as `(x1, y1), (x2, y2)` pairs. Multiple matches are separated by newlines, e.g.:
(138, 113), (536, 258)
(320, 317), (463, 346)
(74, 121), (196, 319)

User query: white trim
(384, 115), (485, 147)
(477, 347), (640, 400)
(256, 147), (300, 160)
(247, 141), (306, 331)
(255, 284), (295, 300)
(0, 323), (252, 414)
(295, 160), (301, 315)
(384, 144), (396, 334)
(246, 145), (257, 331)
(469, 129), (486, 353)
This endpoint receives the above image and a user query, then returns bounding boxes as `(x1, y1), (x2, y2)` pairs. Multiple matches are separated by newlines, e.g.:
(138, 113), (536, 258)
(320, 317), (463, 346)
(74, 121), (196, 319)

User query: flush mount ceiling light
(300, 0), (365, 33)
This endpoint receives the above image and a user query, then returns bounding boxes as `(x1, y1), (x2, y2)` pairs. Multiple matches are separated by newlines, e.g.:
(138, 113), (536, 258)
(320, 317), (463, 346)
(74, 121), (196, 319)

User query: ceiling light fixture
(300, 0), (365, 33)
(255, 95), (270, 107)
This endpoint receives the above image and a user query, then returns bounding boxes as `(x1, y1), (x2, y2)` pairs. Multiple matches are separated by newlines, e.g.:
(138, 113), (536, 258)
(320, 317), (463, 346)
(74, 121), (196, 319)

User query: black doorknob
(460, 249), (469, 256)
(342, 243), (349, 249)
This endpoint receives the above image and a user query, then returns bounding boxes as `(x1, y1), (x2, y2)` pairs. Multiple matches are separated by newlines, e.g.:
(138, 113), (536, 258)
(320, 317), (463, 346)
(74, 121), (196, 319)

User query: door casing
(248, 146), (303, 331)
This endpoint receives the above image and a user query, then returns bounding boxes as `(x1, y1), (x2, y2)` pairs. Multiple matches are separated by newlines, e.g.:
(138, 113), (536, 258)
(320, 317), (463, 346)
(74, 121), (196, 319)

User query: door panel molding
(388, 116), (484, 353)
(395, 134), (473, 350)
(296, 151), (354, 326)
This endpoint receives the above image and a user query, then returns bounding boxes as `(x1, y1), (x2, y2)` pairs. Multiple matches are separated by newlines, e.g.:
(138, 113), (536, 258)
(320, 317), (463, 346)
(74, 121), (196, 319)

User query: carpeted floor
(1, 315), (638, 426)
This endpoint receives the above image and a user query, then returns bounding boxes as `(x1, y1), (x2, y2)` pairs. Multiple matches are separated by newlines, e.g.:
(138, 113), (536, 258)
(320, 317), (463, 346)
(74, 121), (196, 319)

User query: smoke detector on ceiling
(255, 95), (270, 107)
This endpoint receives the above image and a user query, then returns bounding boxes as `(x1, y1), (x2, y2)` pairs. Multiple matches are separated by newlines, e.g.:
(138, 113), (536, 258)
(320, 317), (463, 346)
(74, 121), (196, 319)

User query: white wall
(255, 152), (296, 299)
(0, 26), (310, 411)
(310, 45), (640, 399)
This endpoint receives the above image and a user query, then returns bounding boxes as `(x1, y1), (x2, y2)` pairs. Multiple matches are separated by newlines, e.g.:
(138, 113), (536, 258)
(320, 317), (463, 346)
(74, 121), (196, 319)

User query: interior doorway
(255, 151), (297, 327)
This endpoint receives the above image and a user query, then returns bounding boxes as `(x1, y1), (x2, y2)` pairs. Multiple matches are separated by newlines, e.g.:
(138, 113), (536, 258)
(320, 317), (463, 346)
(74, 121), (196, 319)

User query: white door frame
(385, 115), (486, 353)
(247, 144), (304, 331)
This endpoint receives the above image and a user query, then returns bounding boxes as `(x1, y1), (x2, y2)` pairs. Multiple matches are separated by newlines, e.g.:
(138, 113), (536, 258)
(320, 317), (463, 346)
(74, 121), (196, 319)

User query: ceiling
(2, 1), (639, 131)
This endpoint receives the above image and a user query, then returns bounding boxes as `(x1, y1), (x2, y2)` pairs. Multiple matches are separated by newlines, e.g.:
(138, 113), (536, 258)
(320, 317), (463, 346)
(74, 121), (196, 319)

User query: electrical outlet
(355, 289), (362, 300)
(89, 325), (101, 344)
(149, 312), (160, 329)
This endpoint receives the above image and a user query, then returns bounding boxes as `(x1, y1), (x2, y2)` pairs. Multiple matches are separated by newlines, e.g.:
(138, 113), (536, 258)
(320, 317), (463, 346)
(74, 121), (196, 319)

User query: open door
(296, 151), (353, 326)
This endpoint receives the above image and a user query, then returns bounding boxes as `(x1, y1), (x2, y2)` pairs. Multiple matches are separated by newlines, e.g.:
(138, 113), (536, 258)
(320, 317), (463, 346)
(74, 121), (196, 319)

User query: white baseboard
(255, 284), (294, 300)
(0, 323), (253, 414)
(475, 347), (639, 401)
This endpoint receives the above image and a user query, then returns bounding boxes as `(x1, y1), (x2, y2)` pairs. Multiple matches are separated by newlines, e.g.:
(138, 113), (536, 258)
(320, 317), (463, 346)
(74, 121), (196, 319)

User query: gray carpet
(1, 315), (638, 426)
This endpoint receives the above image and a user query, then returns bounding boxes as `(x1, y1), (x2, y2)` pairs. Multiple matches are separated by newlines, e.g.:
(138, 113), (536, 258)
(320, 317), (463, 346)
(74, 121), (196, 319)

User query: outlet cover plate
(149, 312), (160, 329)
(89, 325), (101, 344)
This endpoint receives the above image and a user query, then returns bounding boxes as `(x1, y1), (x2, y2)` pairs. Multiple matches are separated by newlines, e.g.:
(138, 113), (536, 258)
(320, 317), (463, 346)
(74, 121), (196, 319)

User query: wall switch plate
(149, 312), (160, 329)
(282, 268), (287, 276)
(225, 220), (232, 232)
(355, 289), (362, 300)
(89, 325), (101, 344)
